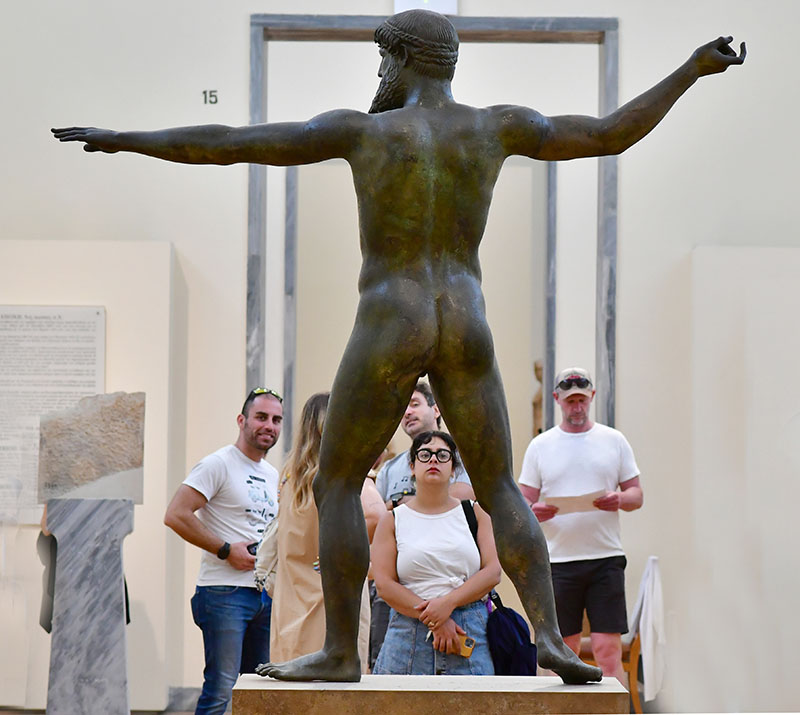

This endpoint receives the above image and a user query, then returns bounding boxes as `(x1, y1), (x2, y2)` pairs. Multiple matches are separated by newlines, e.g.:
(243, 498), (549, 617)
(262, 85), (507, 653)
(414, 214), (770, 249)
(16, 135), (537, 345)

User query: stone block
(38, 391), (144, 503)
(233, 674), (629, 714)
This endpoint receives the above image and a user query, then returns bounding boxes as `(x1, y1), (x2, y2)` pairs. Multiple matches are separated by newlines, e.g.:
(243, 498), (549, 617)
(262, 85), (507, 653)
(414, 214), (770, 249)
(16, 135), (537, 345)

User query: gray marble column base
(46, 499), (133, 715)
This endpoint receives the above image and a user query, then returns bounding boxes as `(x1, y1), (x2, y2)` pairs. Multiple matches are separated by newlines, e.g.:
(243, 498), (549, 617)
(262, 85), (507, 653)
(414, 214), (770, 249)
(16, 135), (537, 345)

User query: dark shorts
(550, 555), (628, 637)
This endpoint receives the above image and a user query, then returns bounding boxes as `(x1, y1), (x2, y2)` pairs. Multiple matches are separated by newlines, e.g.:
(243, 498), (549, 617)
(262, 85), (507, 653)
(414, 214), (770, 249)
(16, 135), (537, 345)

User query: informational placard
(0, 306), (105, 523)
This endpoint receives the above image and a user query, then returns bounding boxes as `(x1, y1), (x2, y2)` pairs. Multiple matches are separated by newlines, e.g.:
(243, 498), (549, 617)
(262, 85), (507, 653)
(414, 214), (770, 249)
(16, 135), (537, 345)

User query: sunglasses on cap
(556, 377), (592, 391)
(250, 387), (283, 403)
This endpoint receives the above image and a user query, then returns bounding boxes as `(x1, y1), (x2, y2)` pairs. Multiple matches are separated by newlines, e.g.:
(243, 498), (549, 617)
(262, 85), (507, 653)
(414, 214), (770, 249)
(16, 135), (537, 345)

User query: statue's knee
(312, 472), (355, 503)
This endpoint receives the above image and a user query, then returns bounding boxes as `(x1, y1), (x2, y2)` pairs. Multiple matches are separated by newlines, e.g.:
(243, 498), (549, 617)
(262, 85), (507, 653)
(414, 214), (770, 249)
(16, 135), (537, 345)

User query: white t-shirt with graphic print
(184, 444), (279, 587)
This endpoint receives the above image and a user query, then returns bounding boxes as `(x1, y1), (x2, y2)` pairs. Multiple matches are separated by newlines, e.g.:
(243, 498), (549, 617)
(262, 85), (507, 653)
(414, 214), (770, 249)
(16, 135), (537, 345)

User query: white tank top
(394, 503), (480, 601)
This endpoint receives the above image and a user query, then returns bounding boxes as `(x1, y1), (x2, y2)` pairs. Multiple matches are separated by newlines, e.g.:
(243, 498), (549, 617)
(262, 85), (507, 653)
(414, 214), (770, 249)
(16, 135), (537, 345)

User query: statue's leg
(429, 360), (602, 685)
(259, 304), (432, 682)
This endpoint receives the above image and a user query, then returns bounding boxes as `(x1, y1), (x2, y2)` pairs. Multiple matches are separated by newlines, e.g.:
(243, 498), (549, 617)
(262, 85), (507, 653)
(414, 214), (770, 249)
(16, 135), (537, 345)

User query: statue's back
(349, 103), (508, 265)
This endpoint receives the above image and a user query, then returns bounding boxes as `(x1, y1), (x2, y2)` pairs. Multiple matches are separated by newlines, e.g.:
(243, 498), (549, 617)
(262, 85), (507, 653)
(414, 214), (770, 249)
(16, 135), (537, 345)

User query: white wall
(0, 241), (184, 710)
(686, 247), (800, 711)
(2, 0), (798, 710)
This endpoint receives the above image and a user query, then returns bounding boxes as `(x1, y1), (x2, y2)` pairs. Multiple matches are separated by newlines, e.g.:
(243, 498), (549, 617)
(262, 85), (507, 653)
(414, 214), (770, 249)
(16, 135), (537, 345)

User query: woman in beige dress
(269, 392), (384, 669)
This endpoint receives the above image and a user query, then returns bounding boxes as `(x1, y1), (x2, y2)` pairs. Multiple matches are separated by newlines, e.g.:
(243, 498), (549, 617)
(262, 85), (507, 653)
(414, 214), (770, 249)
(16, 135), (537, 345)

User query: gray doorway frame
(248, 14), (619, 431)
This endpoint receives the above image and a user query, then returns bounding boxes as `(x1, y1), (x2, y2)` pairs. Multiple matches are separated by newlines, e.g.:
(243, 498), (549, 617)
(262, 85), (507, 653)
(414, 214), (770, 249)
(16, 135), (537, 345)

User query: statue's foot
(255, 649), (361, 682)
(536, 632), (602, 685)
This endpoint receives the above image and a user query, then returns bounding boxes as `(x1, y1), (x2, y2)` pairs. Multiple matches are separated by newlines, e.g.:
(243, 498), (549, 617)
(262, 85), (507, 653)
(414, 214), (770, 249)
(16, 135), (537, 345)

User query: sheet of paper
(544, 489), (606, 514)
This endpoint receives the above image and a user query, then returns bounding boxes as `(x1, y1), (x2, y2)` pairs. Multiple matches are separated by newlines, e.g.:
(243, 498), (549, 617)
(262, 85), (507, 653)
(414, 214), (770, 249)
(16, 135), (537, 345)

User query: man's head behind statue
(374, 9), (459, 80)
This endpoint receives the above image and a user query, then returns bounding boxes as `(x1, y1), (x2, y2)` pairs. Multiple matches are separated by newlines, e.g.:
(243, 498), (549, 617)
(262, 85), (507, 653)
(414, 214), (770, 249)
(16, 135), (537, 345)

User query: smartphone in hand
(458, 634), (475, 658)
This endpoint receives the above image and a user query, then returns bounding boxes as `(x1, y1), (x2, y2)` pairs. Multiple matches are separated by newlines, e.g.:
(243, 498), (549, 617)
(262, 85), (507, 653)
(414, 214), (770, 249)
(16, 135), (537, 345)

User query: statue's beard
(369, 63), (406, 114)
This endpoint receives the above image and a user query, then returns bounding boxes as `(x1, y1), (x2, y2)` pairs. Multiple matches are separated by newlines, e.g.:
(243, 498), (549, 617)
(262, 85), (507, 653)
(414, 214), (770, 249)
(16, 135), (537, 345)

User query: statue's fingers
(54, 132), (85, 142)
(738, 41), (747, 62)
(52, 127), (97, 141)
(51, 129), (75, 140)
(716, 36), (735, 56)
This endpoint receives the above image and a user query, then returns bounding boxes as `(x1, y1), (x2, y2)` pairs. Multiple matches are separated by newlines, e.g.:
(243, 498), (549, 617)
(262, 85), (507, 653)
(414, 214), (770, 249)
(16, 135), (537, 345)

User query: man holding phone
(164, 388), (282, 715)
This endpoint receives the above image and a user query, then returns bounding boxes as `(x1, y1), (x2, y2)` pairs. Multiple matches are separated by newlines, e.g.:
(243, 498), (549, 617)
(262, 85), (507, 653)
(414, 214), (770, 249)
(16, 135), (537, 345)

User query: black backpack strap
(461, 499), (479, 546)
(461, 500), (504, 609)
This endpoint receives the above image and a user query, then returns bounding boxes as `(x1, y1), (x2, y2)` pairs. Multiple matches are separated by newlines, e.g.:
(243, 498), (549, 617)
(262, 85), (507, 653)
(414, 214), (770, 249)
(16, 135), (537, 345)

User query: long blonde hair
(281, 392), (329, 512)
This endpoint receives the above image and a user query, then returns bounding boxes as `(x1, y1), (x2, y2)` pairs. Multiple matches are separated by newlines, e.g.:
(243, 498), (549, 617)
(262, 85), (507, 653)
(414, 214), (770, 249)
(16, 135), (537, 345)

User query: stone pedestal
(233, 674), (629, 714)
(46, 499), (133, 715)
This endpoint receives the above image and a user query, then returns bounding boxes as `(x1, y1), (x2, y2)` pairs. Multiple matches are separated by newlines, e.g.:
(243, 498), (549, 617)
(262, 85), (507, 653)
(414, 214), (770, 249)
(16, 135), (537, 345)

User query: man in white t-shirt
(164, 388), (283, 715)
(518, 368), (643, 685)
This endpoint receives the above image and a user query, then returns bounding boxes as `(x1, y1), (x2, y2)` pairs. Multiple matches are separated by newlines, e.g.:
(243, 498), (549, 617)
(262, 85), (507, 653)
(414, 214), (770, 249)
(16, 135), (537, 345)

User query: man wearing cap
(518, 368), (643, 685)
(164, 388), (283, 715)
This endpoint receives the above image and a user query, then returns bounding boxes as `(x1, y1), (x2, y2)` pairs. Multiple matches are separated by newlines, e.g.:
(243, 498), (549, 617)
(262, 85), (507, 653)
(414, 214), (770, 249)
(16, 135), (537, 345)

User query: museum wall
(1, 0), (797, 711)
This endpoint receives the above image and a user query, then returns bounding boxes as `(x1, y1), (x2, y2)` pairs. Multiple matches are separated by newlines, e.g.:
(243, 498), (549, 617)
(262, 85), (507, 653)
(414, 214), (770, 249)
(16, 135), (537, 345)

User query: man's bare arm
(164, 484), (254, 570)
(501, 36), (746, 161)
(52, 108), (368, 166)
(593, 476), (643, 512)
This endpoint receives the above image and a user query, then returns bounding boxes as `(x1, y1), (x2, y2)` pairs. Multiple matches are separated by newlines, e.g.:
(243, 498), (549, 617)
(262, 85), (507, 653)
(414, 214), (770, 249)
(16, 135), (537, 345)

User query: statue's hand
(693, 36), (746, 76)
(51, 127), (120, 153)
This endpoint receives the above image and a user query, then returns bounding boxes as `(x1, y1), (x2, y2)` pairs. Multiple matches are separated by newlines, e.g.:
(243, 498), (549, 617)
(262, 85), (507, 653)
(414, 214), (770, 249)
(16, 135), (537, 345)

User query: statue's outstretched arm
(501, 36), (746, 161)
(52, 108), (368, 166)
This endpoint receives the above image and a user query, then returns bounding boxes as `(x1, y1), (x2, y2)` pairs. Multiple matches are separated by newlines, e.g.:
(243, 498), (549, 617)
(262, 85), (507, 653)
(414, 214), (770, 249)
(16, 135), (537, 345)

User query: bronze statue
(52, 9), (744, 684)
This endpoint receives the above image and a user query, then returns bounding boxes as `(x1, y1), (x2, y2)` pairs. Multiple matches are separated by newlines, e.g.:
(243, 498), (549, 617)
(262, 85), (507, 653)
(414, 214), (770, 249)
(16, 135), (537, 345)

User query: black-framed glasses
(251, 387), (283, 403)
(556, 377), (591, 391)
(415, 448), (453, 463)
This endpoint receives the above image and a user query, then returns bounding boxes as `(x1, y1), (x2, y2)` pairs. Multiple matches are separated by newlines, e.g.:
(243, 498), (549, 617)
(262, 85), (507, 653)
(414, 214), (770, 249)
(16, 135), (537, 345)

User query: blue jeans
(373, 600), (494, 675)
(191, 586), (272, 715)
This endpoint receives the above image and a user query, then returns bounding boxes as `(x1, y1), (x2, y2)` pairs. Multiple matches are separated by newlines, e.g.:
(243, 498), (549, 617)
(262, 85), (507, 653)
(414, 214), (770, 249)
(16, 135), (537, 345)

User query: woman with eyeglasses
(371, 430), (501, 674)
(268, 392), (385, 669)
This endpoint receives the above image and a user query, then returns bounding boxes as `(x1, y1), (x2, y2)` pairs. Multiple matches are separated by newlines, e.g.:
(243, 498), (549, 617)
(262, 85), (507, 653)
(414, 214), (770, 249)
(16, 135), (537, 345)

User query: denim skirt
(373, 600), (494, 675)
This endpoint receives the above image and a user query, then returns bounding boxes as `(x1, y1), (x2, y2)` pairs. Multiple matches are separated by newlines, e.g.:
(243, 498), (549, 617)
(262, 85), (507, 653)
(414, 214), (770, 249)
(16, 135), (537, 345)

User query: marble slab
(233, 674), (629, 714)
(46, 499), (133, 715)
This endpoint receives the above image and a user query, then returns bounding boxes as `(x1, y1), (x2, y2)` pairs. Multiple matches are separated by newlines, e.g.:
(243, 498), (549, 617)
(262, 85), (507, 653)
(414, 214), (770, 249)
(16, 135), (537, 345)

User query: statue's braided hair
(374, 9), (459, 80)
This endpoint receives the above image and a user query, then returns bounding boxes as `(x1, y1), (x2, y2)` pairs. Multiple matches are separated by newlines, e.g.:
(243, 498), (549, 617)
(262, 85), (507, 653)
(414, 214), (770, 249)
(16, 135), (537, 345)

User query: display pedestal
(233, 674), (628, 714)
(46, 499), (133, 715)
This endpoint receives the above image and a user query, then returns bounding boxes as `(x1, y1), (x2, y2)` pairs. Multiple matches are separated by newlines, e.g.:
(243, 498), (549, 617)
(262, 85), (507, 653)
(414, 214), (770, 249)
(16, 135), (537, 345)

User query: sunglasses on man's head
(557, 377), (592, 391)
(251, 387), (283, 403)
(415, 448), (453, 464)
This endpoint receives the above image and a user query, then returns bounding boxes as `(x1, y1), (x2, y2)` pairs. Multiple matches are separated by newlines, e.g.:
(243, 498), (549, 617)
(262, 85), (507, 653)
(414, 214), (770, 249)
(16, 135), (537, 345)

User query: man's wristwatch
(216, 542), (231, 560)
